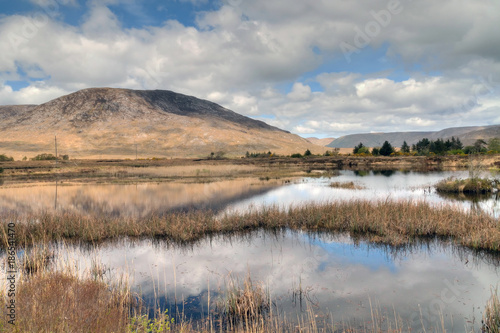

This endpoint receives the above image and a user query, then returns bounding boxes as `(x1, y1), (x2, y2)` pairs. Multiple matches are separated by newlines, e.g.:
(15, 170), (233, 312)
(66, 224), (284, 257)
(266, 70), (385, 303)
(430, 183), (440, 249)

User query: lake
(1, 169), (499, 330)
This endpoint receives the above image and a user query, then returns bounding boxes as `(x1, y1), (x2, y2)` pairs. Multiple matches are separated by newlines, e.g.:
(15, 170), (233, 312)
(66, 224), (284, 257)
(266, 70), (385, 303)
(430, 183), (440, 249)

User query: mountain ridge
(327, 125), (500, 148)
(0, 88), (320, 159)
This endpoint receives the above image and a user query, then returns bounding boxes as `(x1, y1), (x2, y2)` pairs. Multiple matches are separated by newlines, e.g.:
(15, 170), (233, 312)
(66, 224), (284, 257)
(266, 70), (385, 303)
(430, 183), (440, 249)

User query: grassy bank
(436, 176), (496, 194)
(2, 199), (500, 252)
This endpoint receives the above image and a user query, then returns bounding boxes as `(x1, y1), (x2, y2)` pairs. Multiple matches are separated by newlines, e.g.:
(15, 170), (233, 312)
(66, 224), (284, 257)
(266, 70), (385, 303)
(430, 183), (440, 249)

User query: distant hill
(327, 125), (500, 148)
(0, 88), (322, 159)
(306, 137), (335, 147)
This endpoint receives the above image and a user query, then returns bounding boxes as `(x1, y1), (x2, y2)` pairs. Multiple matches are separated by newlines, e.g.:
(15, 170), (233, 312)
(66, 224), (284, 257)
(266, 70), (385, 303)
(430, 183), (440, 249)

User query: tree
(0, 154), (14, 161)
(401, 141), (410, 153)
(379, 141), (394, 156)
(473, 139), (487, 153)
(304, 149), (312, 156)
(353, 142), (365, 154)
(488, 138), (500, 152)
(413, 138), (431, 155)
(371, 147), (380, 156)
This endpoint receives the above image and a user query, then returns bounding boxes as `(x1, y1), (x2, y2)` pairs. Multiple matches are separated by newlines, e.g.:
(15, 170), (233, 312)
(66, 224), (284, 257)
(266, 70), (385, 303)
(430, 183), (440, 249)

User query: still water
(0, 170), (498, 217)
(1, 169), (499, 330)
(60, 231), (498, 331)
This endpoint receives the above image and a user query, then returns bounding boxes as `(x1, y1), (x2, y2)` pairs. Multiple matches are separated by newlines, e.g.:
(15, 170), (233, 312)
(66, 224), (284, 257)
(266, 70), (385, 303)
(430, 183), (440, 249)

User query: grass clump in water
(483, 288), (500, 333)
(215, 273), (270, 330)
(436, 176), (493, 194)
(329, 181), (364, 190)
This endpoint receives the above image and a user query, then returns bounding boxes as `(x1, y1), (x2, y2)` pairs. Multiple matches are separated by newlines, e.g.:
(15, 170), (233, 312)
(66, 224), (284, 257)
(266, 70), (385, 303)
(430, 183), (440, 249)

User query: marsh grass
(2, 199), (500, 252)
(21, 244), (54, 275)
(436, 176), (493, 194)
(214, 273), (271, 331)
(0, 247), (177, 333)
(329, 181), (364, 190)
(483, 288), (500, 333)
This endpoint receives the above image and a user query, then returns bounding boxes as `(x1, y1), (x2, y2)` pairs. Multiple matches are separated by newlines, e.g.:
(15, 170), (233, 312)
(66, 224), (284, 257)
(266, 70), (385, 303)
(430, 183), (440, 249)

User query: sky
(0, 0), (499, 139)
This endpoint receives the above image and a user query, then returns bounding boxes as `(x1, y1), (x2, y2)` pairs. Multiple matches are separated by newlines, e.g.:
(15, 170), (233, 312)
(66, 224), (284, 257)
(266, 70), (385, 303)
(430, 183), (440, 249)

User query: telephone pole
(55, 135), (58, 166)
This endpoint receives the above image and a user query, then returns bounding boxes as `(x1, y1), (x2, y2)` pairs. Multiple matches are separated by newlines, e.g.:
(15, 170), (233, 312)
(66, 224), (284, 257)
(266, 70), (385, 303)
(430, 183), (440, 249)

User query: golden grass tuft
(483, 288), (500, 333)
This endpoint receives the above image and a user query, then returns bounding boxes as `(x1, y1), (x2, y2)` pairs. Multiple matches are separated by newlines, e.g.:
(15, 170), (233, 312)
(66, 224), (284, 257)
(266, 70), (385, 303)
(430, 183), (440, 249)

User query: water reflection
(1, 170), (499, 218)
(57, 231), (499, 331)
(0, 178), (280, 217)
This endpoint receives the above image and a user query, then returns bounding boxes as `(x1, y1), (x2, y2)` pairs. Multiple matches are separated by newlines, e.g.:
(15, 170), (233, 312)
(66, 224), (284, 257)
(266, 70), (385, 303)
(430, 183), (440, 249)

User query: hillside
(328, 125), (500, 148)
(0, 88), (322, 159)
(306, 137), (336, 147)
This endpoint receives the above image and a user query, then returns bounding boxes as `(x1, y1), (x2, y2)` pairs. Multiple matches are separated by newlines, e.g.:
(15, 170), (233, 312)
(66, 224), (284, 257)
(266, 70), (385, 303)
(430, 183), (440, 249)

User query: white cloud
(287, 82), (312, 101)
(0, 0), (499, 137)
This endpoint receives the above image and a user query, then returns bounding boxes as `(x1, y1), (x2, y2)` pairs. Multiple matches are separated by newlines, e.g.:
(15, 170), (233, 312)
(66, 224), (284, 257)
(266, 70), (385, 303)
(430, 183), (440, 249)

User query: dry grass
(329, 181), (364, 190)
(436, 176), (493, 194)
(483, 288), (500, 333)
(215, 273), (270, 330)
(0, 248), (176, 333)
(2, 199), (500, 252)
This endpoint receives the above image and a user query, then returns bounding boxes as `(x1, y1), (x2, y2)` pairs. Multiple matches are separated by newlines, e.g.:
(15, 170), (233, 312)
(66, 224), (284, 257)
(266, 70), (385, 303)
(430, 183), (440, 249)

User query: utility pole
(55, 135), (58, 167)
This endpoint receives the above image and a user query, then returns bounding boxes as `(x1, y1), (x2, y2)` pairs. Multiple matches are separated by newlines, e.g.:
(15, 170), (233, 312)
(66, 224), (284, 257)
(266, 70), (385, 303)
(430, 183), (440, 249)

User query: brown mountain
(0, 88), (321, 159)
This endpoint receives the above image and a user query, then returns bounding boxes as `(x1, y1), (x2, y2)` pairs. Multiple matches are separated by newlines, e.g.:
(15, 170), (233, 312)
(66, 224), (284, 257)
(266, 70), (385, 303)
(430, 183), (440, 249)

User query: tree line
(353, 137), (500, 156)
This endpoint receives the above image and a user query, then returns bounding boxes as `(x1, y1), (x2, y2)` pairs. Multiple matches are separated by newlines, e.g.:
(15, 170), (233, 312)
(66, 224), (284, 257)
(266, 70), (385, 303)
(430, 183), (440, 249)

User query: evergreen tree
(379, 141), (394, 156)
(353, 142), (364, 154)
(401, 141), (410, 153)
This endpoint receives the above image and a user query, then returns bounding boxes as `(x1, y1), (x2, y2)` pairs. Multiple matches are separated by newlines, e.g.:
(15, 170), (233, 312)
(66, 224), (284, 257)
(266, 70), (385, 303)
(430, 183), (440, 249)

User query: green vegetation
(401, 141), (410, 153)
(31, 153), (57, 161)
(435, 177), (493, 194)
(245, 151), (275, 158)
(353, 142), (370, 155)
(379, 140), (394, 156)
(207, 151), (226, 160)
(0, 154), (14, 161)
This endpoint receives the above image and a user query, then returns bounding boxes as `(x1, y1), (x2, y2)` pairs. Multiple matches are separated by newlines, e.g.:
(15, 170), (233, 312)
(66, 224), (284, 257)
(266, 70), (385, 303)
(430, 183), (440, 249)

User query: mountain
(327, 125), (500, 148)
(306, 137), (336, 147)
(0, 88), (321, 159)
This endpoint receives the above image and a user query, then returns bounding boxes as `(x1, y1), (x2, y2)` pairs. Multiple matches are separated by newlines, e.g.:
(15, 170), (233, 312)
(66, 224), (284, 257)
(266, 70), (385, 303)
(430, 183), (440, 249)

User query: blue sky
(1, 0), (499, 138)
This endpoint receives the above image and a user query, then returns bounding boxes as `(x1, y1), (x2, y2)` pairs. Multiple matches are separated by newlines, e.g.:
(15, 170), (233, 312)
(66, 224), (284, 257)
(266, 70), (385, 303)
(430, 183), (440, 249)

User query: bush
(0, 154), (14, 161)
(290, 153), (302, 158)
(31, 153), (57, 161)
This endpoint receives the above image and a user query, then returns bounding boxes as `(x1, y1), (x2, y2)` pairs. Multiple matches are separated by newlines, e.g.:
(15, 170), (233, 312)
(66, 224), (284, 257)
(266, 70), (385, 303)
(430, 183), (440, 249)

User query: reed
(329, 181), (364, 189)
(436, 176), (493, 194)
(483, 288), (500, 333)
(215, 273), (270, 330)
(2, 199), (499, 252)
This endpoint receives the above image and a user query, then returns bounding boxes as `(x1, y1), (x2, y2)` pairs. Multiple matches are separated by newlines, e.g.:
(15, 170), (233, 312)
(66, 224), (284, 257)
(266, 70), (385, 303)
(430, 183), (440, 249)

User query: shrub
(0, 154), (14, 161)
(31, 153), (57, 161)
(290, 153), (302, 158)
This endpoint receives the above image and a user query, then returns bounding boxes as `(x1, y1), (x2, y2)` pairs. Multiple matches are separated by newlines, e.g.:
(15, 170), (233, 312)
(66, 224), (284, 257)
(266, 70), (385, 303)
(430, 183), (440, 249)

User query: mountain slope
(306, 137), (336, 147)
(0, 88), (320, 159)
(327, 125), (500, 148)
